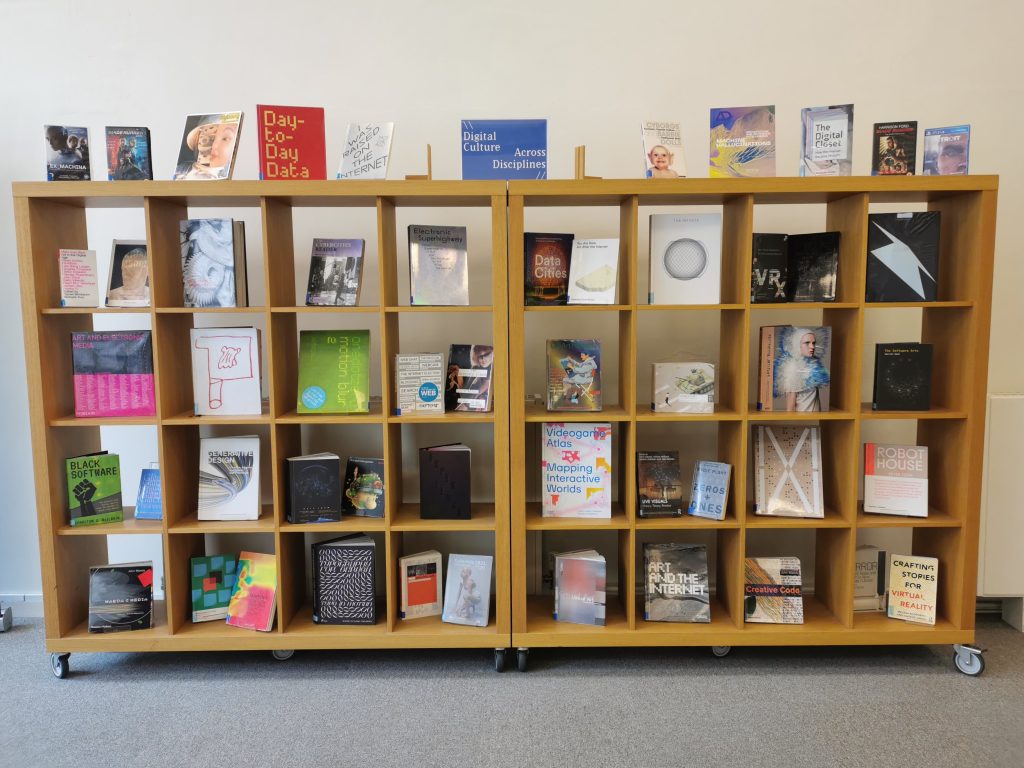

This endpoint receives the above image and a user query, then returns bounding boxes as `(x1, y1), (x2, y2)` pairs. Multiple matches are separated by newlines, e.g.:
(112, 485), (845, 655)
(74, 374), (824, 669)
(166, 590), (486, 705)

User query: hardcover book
(888, 554), (938, 625)
(744, 557), (803, 624)
(312, 534), (376, 625)
(395, 353), (445, 415)
(226, 551), (277, 632)
(59, 249), (99, 307)
(754, 425), (824, 518)
(66, 451), (123, 527)
(444, 344), (493, 412)
(296, 330), (371, 414)
(709, 106), (776, 178)
(409, 225), (469, 305)
(855, 545), (888, 612)
(567, 239), (619, 304)
(134, 465), (162, 520)
(197, 435), (260, 521)
(541, 422), (612, 518)
(287, 452), (342, 523)
(648, 213), (722, 304)
(190, 554), (238, 622)
(342, 457), (385, 518)
(636, 451), (684, 518)
(88, 562), (153, 633)
(173, 112), (242, 181)
(190, 327), (262, 415)
(45, 125), (90, 180)
(442, 553), (493, 627)
(799, 104), (853, 177)
(180, 219), (248, 308)
(460, 119), (547, 180)
(751, 234), (788, 303)
(644, 543), (710, 622)
(337, 122), (394, 180)
(305, 238), (365, 306)
(864, 443), (928, 518)
(524, 232), (573, 306)
(872, 121), (918, 175)
(872, 343), (933, 411)
(787, 232), (839, 302)
(923, 125), (970, 176)
(419, 444), (471, 520)
(71, 330), (155, 418)
(651, 362), (715, 413)
(400, 550), (443, 620)
(554, 550), (606, 626)
(866, 212), (940, 302)
(688, 460), (732, 521)
(106, 240), (150, 308)
(641, 120), (686, 178)
(256, 104), (326, 180)
(758, 325), (832, 412)
(546, 339), (602, 411)
(105, 126), (152, 180)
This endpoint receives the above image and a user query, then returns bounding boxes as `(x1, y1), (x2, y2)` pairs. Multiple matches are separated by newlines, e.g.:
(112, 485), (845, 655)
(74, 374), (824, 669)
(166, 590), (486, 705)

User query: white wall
(1, 0), (1021, 598)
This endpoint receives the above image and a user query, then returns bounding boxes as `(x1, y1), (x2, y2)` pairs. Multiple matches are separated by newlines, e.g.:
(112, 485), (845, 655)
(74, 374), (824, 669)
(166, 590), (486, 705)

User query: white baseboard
(0, 594), (44, 618)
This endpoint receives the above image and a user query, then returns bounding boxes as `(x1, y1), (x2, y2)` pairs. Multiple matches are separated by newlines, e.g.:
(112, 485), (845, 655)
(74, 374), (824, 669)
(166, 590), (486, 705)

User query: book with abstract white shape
(541, 422), (612, 518)
(754, 425), (824, 518)
(648, 213), (722, 304)
(408, 225), (469, 306)
(652, 362), (715, 413)
(59, 249), (99, 307)
(198, 435), (260, 520)
(191, 327), (262, 416)
(337, 122), (394, 180)
(442, 553), (492, 627)
(855, 545), (888, 612)
(863, 443), (928, 518)
(888, 554), (938, 625)
(180, 219), (248, 308)
(567, 238), (619, 304)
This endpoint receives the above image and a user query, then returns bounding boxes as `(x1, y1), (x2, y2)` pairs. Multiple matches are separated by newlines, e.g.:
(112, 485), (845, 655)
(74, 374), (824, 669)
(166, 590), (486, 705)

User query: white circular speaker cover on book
(663, 238), (708, 280)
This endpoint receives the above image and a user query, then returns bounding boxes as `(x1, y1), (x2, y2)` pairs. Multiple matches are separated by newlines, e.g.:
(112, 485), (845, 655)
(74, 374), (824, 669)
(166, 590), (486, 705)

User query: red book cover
(407, 571), (438, 607)
(256, 105), (326, 180)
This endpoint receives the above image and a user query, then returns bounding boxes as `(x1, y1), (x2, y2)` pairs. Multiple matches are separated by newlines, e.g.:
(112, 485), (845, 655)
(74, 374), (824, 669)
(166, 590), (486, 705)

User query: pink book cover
(226, 552), (278, 632)
(541, 422), (612, 518)
(71, 331), (155, 418)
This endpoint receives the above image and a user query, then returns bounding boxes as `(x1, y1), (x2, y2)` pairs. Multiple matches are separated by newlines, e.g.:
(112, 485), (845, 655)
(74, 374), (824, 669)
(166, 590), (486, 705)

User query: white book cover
(800, 105), (854, 177)
(59, 249), (99, 307)
(567, 239), (619, 304)
(744, 557), (804, 624)
(855, 545), (888, 612)
(191, 328), (262, 415)
(337, 122), (394, 180)
(888, 554), (938, 625)
(641, 121), (686, 178)
(863, 444), (928, 518)
(652, 362), (715, 413)
(541, 422), (612, 518)
(395, 353), (445, 415)
(197, 435), (260, 520)
(399, 550), (443, 620)
(648, 213), (722, 304)
(442, 553), (493, 627)
(408, 225), (469, 306)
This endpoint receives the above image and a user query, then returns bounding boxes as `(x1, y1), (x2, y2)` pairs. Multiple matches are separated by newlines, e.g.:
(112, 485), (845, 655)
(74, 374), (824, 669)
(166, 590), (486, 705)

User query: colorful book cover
(751, 234), (788, 303)
(190, 327), (262, 416)
(744, 557), (804, 624)
(760, 325), (832, 412)
(864, 444), (928, 518)
(923, 125), (970, 175)
(441, 553), (493, 627)
(567, 239), (619, 305)
(888, 554), (938, 625)
(88, 562), (153, 632)
(787, 232), (839, 302)
(71, 330), (155, 417)
(106, 240), (150, 308)
(105, 126), (152, 180)
(172, 112), (242, 181)
(644, 544), (710, 622)
(872, 121), (918, 176)
(419, 444), (471, 520)
(709, 106), (775, 178)
(524, 232), (573, 306)
(554, 550), (606, 625)
(342, 457), (385, 518)
(866, 212), (940, 302)
(461, 119), (547, 180)
(337, 122), (394, 180)
(648, 213), (722, 305)
(191, 554), (238, 622)
(688, 461), (732, 521)
(180, 219), (247, 308)
(305, 238), (365, 306)
(45, 125), (90, 180)
(400, 550), (443, 620)
(636, 451), (684, 518)
(297, 330), (371, 414)
(395, 353), (445, 415)
(872, 343), (933, 411)
(641, 121), (686, 178)
(226, 551), (277, 632)
(546, 339), (602, 411)
(197, 435), (260, 521)
(408, 225), (469, 306)
(59, 249), (99, 307)
(799, 105), (853, 177)
(66, 452), (123, 527)
(256, 104), (326, 180)
(541, 422), (612, 518)
(444, 344), (493, 412)
(134, 466), (162, 520)
(651, 362), (715, 413)
(855, 545), (888, 612)
(754, 426), (824, 518)
(287, 452), (342, 523)
(312, 534), (376, 625)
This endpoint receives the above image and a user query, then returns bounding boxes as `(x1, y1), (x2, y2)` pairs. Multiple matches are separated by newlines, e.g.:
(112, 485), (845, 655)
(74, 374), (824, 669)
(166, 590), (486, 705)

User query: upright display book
(337, 122), (394, 180)
(256, 104), (326, 180)
(641, 121), (686, 178)
(395, 353), (445, 415)
(134, 465), (162, 520)
(305, 238), (365, 306)
(296, 330), (371, 414)
(88, 562), (153, 633)
(66, 451), (123, 527)
(59, 249), (99, 307)
(866, 212), (940, 302)
(541, 422), (612, 518)
(648, 213), (722, 304)
(787, 232), (839, 302)
(180, 219), (247, 308)
(460, 119), (547, 180)
(342, 457), (385, 518)
(197, 435), (260, 521)
(442, 553), (493, 627)
(688, 461), (731, 521)
(190, 555), (238, 623)
(546, 339), (602, 411)
(554, 550), (606, 626)
(226, 551), (277, 632)
(567, 239), (619, 304)
(751, 234), (788, 303)
(409, 225), (469, 305)
(864, 443), (928, 518)
(855, 545), (888, 612)
(923, 125), (970, 175)
(45, 125), (90, 180)
(190, 327), (262, 415)
(312, 534), (376, 625)
(419, 444), (471, 520)
(744, 557), (803, 624)
(872, 121), (918, 176)
(71, 330), (155, 418)
(754, 425), (824, 518)
(106, 240), (150, 308)
(799, 104), (853, 177)
(636, 451), (684, 518)
(105, 126), (152, 180)
(444, 344), (493, 412)
(399, 550), (443, 620)
(644, 543), (710, 622)
(758, 325), (832, 412)
(651, 362), (715, 414)
(872, 343), (933, 411)
(709, 106), (776, 178)
(888, 554), (938, 625)
(524, 232), (573, 305)
(287, 452), (342, 523)
(172, 112), (242, 181)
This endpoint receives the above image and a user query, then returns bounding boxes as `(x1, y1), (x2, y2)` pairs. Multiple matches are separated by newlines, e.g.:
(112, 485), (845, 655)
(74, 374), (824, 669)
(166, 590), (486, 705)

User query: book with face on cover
(173, 112), (242, 181)
(256, 104), (326, 180)
(106, 241), (150, 308)
(744, 557), (803, 624)
(758, 325), (832, 412)
(442, 553), (492, 627)
(45, 125), (90, 180)
(923, 125), (970, 175)
(641, 121), (686, 178)
(567, 239), (619, 304)
(226, 551), (277, 632)
(709, 106), (776, 178)
(105, 126), (152, 180)
(305, 239), (365, 306)
(197, 435), (260, 521)
(343, 457), (385, 519)
(408, 225), (469, 305)
(546, 339), (602, 411)
(872, 121), (917, 176)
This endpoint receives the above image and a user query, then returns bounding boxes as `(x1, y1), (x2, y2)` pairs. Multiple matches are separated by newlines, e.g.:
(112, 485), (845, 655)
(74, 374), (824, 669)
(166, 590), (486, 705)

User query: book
(524, 232), (573, 306)
(787, 232), (839, 302)
(541, 422), (612, 518)
(88, 562), (153, 632)
(864, 443), (928, 518)
(256, 104), (326, 180)
(190, 327), (262, 415)
(59, 249), (99, 307)
(923, 125), (970, 176)
(866, 212), (940, 302)
(305, 238), (365, 306)
(172, 112), (242, 181)
(45, 125), (90, 180)
(799, 104), (853, 177)
(444, 344), (494, 412)
(546, 339), (602, 411)
(342, 457), (385, 518)
(872, 121), (918, 176)
(744, 557), (803, 624)
(567, 238), (619, 304)
(408, 225), (469, 305)
(641, 120), (686, 178)
(709, 106), (776, 178)
(442, 553), (493, 627)
(66, 451), (123, 527)
(312, 534), (376, 625)
(636, 451), (684, 518)
(287, 452), (342, 523)
(399, 550), (443, 620)
(554, 550), (606, 626)
(106, 240), (150, 307)
(105, 126), (152, 180)
(888, 554), (938, 625)
(71, 330), (155, 417)
(644, 543), (710, 622)
(758, 325), (832, 412)
(872, 343), (933, 411)
(419, 444), (471, 520)
(134, 465), (162, 520)
(651, 362), (715, 414)
(688, 460), (731, 521)
(460, 119), (547, 180)
(395, 353), (445, 415)
(754, 425), (824, 518)
(751, 234), (788, 303)
(296, 330), (371, 414)
(337, 122), (394, 180)
(197, 435), (260, 521)
(190, 555), (238, 622)
(226, 551), (277, 632)
(180, 219), (248, 308)
(855, 545), (888, 612)
(648, 213), (722, 304)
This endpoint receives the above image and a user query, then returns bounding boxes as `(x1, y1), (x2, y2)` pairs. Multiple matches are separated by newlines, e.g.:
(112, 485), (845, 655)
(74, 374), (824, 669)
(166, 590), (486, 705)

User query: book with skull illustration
(872, 343), (933, 411)
(180, 218), (248, 308)
(190, 327), (262, 416)
(754, 425), (824, 518)
(648, 213), (722, 304)
(197, 435), (261, 520)
(865, 212), (940, 302)
(567, 238), (619, 304)
(744, 557), (804, 624)
(442, 553), (492, 627)
(651, 362), (715, 413)
(172, 112), (242, 181)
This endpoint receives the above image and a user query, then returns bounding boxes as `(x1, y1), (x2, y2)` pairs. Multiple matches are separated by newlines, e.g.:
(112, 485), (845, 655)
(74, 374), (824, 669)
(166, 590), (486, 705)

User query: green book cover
(297, 330), (370, 413)
(191, 554), (238, 622)
(66, 452), (123, 526)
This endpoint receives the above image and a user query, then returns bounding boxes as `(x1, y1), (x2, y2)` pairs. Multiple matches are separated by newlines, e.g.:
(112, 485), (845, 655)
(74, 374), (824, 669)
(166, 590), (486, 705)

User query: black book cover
(636, 451), (684, 518)
(866, 212), (940, 302)
(342, 457), (384, 518)
(312, 534), (376, 625)
(287, 454), (342, 523)
(419, 444), (471, 519)
(751, 233), (788, 303)
(787, 232), (839, 302)
(88, 562), (154, 633)
(644, 543), (710, 622)
(524, 232), (573, 306)
(873, 343), (933, 410)
(872, 121), (918, 176)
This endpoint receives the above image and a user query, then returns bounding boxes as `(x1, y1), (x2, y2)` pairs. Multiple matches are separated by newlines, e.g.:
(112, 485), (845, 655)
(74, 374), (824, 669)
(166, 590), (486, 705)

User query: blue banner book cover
(461, 119), (547, 179)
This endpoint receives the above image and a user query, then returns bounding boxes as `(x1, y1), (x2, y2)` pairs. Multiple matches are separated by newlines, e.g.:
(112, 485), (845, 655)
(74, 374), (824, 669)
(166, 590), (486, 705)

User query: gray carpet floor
(2, 617), (1023, 768)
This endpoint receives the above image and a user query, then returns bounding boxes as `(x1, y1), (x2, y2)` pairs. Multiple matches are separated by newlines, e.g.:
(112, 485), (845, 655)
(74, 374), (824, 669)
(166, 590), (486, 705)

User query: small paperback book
(745, 557), (803, 624)
(751, 234), (788, 303)
(855, 545), (888, 612)
(59, 249), (99, 307)
(256, 104), (326, 180)
(787, 232), (839, 302)
(644, 543), (710, 623)
(134, 464), (162, 520)
(758, 325), (832, 412)
(541, 422), (612, 518)
(400, 550), (443, 620)
(395, 353), (445, 415)
(419, 444), (471, 520)
(226, 551), (277, 632)
(337, 122), (394, 180)
(442, 553), (493, 627)
(66, 451), (123, 527)
(88, 562), (153, 633)
(888, 554), (938, 625)
(554, 550), (606, 626)
(546, 339), (602, 411)
(45, 125), (90, 180)
(409, 225), (469, 305)
(866, 212), (940, 302)
(641, 121), (686, 178)
(312, 534), (376, 625)
(799, 104), (853, 177)
(524, 232), (573, 306)
(872, 343), (933, 411)
(172, 112), (242, 180)
(872, 121), (918, 176)
(342, 457), (385, 519)
(636, 451), (684, 518)
(197, 435), (260, 521)
(923, 125), (970, 176)
(651, 362), (715, 414)
(567, 238), (619, 304)
(709, 106), (776, 178)
(305, 239), (365, 306)
(444, 344), (493, 412)
(754, 425), (824, 518)
(688, 461), (732, 521)
(72, 330), (155, 417)
(106, 240), (150, 308)
(190, 555), (238, 622)
(648, 213), (722, 304)
(287, 452), (342, 523)
(180, 218), (248, 307)
(105, 126), (152, 180)
(297, 329), (371, 414)
(864, 444), (928, 518)
(190, 327), (262, 416)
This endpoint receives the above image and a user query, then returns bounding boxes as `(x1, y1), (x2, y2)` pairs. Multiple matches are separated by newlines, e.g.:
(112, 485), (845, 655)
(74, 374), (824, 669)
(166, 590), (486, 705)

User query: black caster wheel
(952, 645), (985, 677)
(711, 645), (732, 658)
(271, 649), (295, 661)
(517, 648), (529, 672)
(51, 653), (70, 679)
(494, 648), (506, 672)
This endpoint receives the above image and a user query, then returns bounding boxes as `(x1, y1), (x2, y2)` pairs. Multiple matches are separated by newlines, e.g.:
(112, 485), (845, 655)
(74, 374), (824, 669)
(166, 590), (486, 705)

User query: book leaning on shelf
(256, 104), (326, 180)
(172, 112), (242, 181)
(636, 451), (684, 518)
(66, 451), (123, 527)
(420, 445), (471, 520)
(863, 444), (928, 518)
(197, 436), (260, 521)
(751, 232), (839, 303)
(888, 554), (937, 625)
(649, 213), (721, 304)
(444, 344), (493, 412)
(134, 464), (162, 520)
(754, 426), (824, 518)
(312, 534), (376, 625)
(297, 330), (371, 414)
(343, 457), (385, 518)
(744, 557), (803, 624)
(72, 330), (156, 418)
(442, 553), (492, 627)
(400, 551), (443, 620)
(757, 325), (832, 412)
(59, 249), (98, 307)
(106, 240), (150, 307)
(546, 339), (601, 411)
(305, 238), (364, 306)
(567, 238), (618, 305)
(524, 232), (572, 306)
(409, 224), (468, 306)
(554, 550), (606, 626)
(88, 561), (154, 633)
(287, 452), (342, 523)
(395, 353), (445, 415)
(190, 327), (262, 416)
(541, 422), (612, 518)
(855, 545), (888, 612)
(226, 551), (277, 632)
(651, 362), (714, 414)
(688, 461), (731, 521)
(337, 122), (394, 180)
(644, 543), (709, 622)
(191, 554), (238, 623)
(180, 218), (248, 308)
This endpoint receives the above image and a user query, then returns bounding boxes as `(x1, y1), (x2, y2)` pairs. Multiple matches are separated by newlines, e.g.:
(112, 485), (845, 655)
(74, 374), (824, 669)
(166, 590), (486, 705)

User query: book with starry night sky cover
(873, 343), (933, 411)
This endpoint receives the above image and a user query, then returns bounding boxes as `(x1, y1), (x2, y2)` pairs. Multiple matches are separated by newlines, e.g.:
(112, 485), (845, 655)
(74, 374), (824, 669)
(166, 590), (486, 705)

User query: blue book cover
(134, 467), (162, 520)
(687, 461), (731, 521)
(461, 119), (547, 179)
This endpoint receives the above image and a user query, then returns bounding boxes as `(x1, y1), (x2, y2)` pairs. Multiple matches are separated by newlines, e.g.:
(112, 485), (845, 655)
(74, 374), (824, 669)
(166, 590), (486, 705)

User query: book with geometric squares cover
(312, 534), (376, 625)
(754, 425), (824, 518)
(190, 554), (238, 623)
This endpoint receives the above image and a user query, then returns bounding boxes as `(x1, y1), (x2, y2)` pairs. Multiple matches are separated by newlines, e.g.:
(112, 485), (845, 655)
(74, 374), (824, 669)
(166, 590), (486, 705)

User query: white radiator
(980, 395), (1024, 600)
